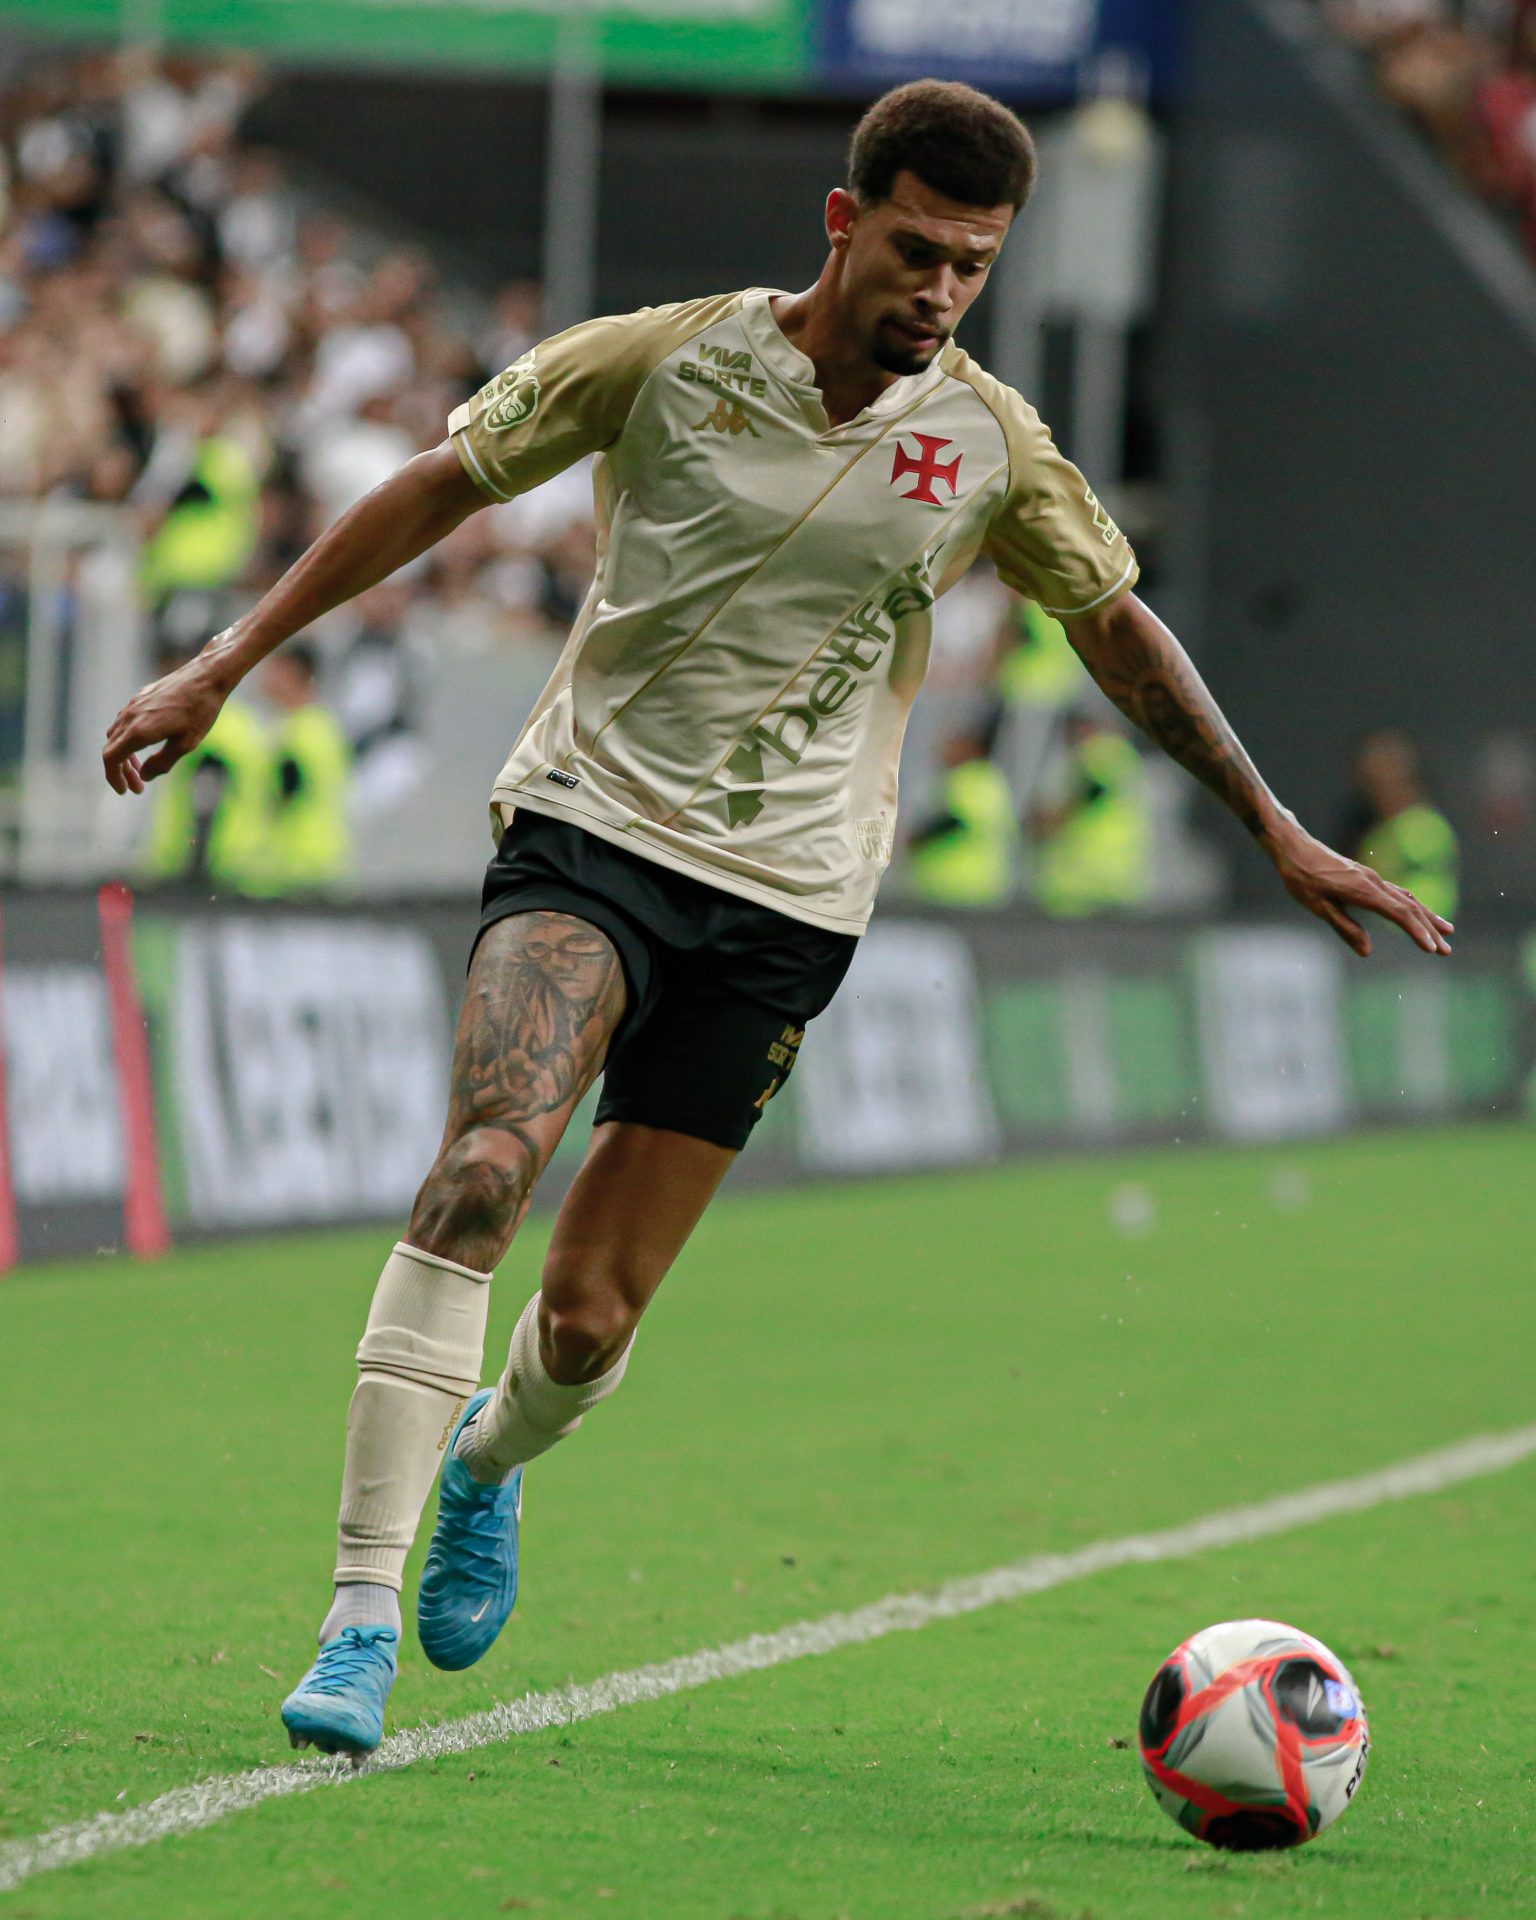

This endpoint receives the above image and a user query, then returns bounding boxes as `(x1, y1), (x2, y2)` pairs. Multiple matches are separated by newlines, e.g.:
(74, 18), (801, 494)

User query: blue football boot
(418, 1388), (523, 1671)
(280, 1625), (398, 1763)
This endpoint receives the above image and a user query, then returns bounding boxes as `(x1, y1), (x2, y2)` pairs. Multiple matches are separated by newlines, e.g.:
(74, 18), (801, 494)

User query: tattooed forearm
(1057, 594), (1454, 965)
(1065, 594), (1282, 842)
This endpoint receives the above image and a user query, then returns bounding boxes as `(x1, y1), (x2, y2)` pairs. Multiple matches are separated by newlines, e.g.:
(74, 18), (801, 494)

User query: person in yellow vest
(994, 598), (1091, 818)
(1344, 731), (1459, 921)
(138, 389), (261, 606)
(1031, 712), (1151, 916)
(260, 641), (354, 894)
(908, 717), (1021, 907)
(141, 645), (273, 894)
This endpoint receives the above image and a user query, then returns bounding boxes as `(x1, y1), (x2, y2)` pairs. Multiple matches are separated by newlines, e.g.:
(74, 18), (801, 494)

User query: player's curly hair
(848, 80), (1036, 212)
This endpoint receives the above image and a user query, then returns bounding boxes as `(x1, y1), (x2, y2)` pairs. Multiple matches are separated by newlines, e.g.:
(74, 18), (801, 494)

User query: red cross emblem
(890, 433), (962, 506)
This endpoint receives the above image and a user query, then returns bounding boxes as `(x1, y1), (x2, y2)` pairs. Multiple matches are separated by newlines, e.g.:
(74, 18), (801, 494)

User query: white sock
(331, 1242), (492, 1596)
(455, 1292), (631, 1486)
(320, 1582), (403, 1642)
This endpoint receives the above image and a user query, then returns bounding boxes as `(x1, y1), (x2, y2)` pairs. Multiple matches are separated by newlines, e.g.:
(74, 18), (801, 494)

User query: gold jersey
(449, 288), (1137, 934)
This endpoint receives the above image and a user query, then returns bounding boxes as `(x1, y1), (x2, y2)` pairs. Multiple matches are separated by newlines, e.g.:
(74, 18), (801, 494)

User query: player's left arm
(1062, 590), (1453, 958)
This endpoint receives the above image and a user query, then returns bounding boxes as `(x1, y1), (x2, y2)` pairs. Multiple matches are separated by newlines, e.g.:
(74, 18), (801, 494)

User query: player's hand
(102, 649), (235, 795)
(1267, 821), (1453, 958)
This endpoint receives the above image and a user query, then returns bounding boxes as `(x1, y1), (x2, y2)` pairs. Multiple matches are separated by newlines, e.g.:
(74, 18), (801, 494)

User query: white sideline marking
(4, 1422), (1534, 1894)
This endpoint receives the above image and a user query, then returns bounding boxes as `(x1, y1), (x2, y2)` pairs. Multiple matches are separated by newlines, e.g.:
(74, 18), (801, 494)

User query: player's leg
(416, 839), (855, 1672)
(282, 910), (624, 1756)
(471, 1117), (733, 1460)
(417, 1120), (733, 1668)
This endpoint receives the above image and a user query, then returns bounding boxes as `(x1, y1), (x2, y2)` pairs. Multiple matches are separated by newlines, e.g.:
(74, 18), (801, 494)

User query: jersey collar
(740, 287), (949, 431)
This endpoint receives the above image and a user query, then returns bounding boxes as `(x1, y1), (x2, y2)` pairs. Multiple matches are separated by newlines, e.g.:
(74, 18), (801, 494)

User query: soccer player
(102, 81), (1452, 1761)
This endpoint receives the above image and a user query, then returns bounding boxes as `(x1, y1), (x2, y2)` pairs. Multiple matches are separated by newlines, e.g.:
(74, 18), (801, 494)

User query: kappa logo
(890, 433), (962, 506)
(484, 350), (540, 432)
(693, 397), (760, 438)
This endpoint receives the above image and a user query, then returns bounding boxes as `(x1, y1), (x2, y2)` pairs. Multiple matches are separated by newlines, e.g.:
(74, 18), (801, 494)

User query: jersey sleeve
(965, 370), (1139, 617)
(449, 294), (744, 504)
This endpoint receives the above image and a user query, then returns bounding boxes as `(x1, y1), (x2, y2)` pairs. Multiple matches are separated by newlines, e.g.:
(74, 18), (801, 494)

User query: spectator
(1328, 0), (1536, 261)
(1340, 729), (1460, 919)
(1030, 713), (1152, 917)
(479, 278), (542, 376)
(260, 640), (354, 892)
(333, 578), (426, 813)
(1478, 3), (1536, 251)
(995, 599), (1090, 820)
(908, 714), (1021, 908)
(136, 379), (262, 603)
(141, 641), (271, 893)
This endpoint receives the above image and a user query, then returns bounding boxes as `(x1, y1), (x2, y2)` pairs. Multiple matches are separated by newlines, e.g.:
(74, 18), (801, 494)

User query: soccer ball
(1138, 1618), (1370, 1850)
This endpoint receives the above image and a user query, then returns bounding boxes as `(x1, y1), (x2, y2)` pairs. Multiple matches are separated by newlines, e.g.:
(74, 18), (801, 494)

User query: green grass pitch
(1, 1123), (1532, 1919)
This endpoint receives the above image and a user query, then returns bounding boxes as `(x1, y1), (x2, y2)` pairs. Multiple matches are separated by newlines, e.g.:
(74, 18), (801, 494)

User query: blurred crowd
(0, 46), (587, 892)
(0, 40), (1160, 913)
(1326, 0), (1536, 259)
(0, 42), (1515, 917)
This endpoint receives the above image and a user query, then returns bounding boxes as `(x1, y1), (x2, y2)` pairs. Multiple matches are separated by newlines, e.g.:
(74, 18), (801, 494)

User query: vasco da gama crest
(485, 351), (541, 431)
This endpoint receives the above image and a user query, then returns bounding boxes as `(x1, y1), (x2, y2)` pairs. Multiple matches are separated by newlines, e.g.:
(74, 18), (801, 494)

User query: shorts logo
(545, 768), (580, 789)
(890, 433), (961, 505)
(485, 351), (541, 432)
(754, 1025), (805, 1111)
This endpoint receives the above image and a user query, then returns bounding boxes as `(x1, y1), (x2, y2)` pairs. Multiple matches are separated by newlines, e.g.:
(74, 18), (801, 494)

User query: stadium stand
(0, 47), (587, 886)
(1324, 0), (1536, 259)
(0, 44), (1211, 907)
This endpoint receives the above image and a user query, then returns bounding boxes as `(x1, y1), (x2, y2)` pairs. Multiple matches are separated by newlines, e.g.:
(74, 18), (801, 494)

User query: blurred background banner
(0, 0), (813, 85)
(814, 0), (1182, 98)
(2, 886), (1527, 1261)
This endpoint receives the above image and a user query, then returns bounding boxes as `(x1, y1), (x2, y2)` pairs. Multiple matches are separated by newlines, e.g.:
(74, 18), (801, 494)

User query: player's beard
(871, 327), (950, 377)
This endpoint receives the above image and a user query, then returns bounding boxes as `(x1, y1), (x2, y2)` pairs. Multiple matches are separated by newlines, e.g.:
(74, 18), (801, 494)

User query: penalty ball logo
(485, 351), (541, 432)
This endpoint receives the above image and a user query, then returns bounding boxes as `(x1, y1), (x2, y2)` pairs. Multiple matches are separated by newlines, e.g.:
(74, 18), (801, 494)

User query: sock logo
(438, 1395), (469, 1451)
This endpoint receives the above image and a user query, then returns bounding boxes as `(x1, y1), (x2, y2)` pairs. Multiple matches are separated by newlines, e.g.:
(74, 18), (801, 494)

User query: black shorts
(476, 811), (858, 1151)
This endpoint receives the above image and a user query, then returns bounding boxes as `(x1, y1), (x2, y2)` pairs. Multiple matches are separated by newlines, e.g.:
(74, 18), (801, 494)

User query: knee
(538, 1268), (640, 1384)
(409, 1127), (533, 1264)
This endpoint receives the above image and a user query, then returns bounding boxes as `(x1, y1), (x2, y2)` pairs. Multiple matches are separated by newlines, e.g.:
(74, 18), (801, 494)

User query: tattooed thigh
(451, 912), (627, 1133)
(407, 913), (627, 1267)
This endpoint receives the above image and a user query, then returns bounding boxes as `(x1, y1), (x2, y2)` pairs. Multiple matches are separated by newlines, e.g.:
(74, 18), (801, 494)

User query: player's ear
(826, 188), (858, 251)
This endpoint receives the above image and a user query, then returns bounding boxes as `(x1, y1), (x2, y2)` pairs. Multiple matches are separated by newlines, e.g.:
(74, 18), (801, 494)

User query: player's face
(830, 171), (1013, 375)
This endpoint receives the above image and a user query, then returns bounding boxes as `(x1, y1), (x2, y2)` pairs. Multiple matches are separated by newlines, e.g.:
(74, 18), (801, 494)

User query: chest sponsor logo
(891, 432), (962, 506)
(484, 350), (540, 432)
(678, 341), (767, 399)
(692, 397), (761, 438)
(722, 562), (936, 829)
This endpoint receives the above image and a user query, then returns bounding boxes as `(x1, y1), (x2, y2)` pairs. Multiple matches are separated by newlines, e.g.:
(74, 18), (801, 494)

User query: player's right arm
(104, 297), (737, 795)
(103, 441), (483, 793)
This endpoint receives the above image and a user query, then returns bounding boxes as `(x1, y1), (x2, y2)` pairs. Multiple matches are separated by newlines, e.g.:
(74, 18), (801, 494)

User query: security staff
(908, 719), (1020, 907)
(261, 641), (353, 892)
(1345, 731), (1458, 922)
(142, 647), (271, 893)
(139, 414), (260, 605)
(1032, 714), (1150, 917)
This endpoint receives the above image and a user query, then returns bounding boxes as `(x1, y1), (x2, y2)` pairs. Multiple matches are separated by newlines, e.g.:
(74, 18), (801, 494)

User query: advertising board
(0, 886), (1526, 1265)
(813, 0), (1180, 100)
